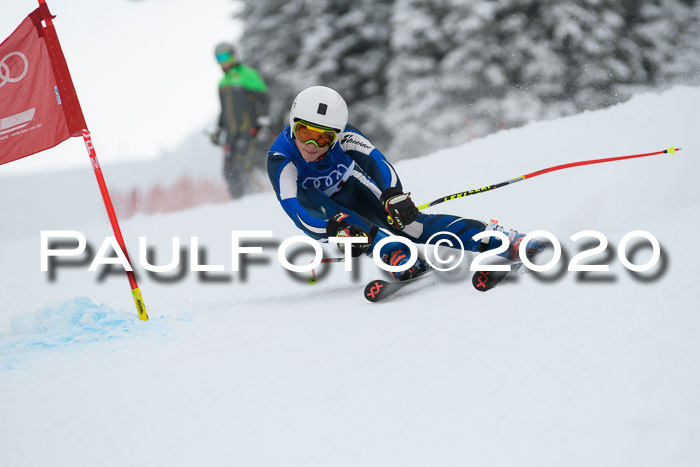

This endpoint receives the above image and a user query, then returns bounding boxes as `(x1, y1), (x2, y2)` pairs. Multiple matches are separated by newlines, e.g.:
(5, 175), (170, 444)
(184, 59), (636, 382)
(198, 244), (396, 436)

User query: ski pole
(308, 257), (345, 284)
(417, 146), (680, 210)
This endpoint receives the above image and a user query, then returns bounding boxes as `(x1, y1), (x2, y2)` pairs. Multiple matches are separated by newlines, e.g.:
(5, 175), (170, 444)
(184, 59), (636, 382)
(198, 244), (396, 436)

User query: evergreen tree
(237, 0), (308, 132)
(386, 0), (454, 159)
(631, 0), (700, 85)
(387, 0), (650, 157)
(238, 0), (393, 145)
(236, 0), (700, 161)
(293, 0), (394, 145)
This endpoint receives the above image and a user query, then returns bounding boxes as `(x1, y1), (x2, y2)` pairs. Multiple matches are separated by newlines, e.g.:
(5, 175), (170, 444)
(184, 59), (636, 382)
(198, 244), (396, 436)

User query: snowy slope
(0, 130), (228, 239)
(0, 87), (699, 467)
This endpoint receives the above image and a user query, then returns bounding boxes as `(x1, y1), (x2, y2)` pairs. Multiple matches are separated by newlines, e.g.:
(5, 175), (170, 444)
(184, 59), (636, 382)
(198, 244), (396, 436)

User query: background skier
(210, 42), (271, 199)
(267, 86), (544, 280)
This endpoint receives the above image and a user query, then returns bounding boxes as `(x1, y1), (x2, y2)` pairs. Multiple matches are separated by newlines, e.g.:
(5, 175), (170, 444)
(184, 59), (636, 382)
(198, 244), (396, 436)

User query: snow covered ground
(1, 86), (699, 466)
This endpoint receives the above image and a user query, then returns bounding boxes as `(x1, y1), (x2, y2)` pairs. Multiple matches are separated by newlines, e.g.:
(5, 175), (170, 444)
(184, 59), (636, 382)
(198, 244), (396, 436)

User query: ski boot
(384, 248), (431, 281)
(507, 233), (549, 262)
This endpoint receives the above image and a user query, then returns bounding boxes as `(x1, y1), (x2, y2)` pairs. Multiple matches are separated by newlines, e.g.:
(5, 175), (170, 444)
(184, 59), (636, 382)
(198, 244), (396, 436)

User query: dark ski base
(472, 263), (525, 292)
(364, 270), (433, 303)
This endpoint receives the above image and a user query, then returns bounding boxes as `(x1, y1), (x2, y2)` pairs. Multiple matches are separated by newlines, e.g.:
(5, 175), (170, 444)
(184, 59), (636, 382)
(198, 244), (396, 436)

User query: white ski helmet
(289, 86), (349, 134)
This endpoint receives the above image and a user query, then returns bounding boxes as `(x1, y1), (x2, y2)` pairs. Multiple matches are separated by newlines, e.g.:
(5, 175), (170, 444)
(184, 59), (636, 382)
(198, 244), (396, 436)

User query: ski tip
(471, 269), (509, 292)
(363, 266), (435, 302)
(472, 270), (492, 292)
(364, 280), (388, 302)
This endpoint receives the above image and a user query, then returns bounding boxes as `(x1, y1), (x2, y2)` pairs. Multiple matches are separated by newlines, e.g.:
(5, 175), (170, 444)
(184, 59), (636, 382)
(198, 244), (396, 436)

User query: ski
(472, 239), (554, 292)
(364, 269), (434, 303)
(471, 262), (525, 292)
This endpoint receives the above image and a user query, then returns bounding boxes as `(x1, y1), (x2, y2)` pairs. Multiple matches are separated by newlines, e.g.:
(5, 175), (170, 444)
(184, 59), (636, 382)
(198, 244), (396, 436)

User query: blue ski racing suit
(267, 124), (529, 275)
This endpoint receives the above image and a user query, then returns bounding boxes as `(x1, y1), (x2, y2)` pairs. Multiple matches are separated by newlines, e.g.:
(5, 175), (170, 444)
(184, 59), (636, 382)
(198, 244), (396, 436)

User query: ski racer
(210, 42), (271, 199)
(267, 86), (543, 280)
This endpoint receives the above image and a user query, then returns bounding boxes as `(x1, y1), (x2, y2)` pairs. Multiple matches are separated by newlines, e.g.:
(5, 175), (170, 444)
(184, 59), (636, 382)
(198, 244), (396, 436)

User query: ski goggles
(293, 120), (339, 148)
(216, 52), (234, 63)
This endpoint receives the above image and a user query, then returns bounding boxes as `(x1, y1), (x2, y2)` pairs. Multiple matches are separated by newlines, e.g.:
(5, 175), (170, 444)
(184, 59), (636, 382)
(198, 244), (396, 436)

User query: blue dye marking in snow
(0, 297), (154, 362)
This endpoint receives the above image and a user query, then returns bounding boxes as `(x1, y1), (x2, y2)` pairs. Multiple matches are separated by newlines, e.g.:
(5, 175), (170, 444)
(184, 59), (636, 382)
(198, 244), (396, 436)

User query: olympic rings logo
(0, 51), (29, 88)
(301, 164), (349, 190)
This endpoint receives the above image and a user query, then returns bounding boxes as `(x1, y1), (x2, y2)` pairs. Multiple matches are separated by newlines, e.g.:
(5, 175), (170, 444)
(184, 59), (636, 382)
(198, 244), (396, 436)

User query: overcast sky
(0, 0), (241, 176)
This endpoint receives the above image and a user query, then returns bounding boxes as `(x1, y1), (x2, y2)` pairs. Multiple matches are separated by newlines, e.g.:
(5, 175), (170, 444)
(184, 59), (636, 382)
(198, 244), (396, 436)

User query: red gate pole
(82, 130), (148, 321)
(37, 0), (148, 321)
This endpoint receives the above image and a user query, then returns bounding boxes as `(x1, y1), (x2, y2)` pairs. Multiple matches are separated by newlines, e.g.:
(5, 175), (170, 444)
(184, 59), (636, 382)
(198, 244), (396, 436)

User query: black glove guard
(381, 187), (419, 229)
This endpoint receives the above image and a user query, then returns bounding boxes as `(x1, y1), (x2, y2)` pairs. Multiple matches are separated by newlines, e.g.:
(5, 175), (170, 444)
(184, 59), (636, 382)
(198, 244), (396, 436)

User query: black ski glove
(326, 213), (371, 257)
(381, 187), (419, 230)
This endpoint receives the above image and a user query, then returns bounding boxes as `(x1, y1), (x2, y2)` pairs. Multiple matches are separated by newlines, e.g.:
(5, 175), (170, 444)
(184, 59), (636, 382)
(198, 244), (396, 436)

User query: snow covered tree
(236, 1), (308, 132)
(236, 0), (700, 160)
(385, 0), (455, 159)
(237, 0), (393, 145)
(293, 0), (394, 145)
(535, 1), (632, 110)
(385, 0), (667, 158)
(629, 0), (700, 86)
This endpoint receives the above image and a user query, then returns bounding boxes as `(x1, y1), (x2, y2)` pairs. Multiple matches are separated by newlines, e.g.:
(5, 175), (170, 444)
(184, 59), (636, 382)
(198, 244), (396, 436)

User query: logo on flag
(0, 50), (35, 136)
(0, 1), (148, 320)
(0, 108), (36, 136)
(0, 7), (86, 166)
(0, 51), (28, 87)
